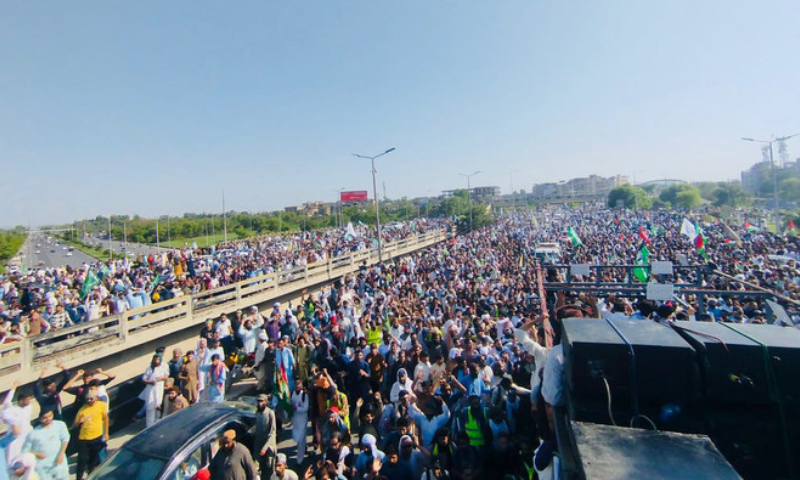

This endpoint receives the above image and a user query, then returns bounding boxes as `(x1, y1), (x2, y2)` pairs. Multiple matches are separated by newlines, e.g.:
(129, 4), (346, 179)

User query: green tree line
(0, 230), (27, 270)
(608, 181), (752, 211)
(63, 193), (493, 245)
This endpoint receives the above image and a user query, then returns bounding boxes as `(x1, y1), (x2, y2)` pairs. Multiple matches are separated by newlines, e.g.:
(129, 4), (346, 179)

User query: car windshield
(88, 447), (166, 480)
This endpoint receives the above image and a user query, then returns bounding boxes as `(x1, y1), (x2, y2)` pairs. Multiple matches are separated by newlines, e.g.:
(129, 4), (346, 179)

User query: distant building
(741, 159), (800, 194)
(531, 175), (628, 201)
(741, 162), (771, 193)
(441, 186), (500, 201)
(303, 201), (332, 217)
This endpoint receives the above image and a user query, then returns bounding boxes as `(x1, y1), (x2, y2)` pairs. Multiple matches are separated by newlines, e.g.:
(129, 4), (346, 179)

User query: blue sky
(2, 1), (799, 227)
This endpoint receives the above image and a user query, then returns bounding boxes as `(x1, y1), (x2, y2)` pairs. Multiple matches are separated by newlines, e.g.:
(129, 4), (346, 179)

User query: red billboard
(340, 190), (369, 203)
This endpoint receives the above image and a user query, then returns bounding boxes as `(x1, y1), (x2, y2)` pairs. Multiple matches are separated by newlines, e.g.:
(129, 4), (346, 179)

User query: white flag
(680, 218), (696, 241)
(346, 222), (358, 239)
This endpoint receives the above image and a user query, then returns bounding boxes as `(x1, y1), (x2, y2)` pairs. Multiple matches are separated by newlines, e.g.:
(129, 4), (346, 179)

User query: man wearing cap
(254, 394), (277, 478)
(165, 387), (190, 416)
(178, 350), (199, 404)
(72, 390), (108, 480)
(209, 429), (258, 480)
(269, 453), (298, 480)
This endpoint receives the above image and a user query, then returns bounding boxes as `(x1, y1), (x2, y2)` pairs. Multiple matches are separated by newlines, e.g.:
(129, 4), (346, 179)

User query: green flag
(567, 227), (583, 246)
(633, 244), (650, 283)
(80, 270), (100, 300)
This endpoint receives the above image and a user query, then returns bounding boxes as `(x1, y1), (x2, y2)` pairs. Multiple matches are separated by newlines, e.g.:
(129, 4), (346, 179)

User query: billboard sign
(340, 190), (369, 203)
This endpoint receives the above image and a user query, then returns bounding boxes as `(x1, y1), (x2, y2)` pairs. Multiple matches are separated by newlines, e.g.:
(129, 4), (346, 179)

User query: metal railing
(0, 230), (447, 391)
(539, 262), (783, 320)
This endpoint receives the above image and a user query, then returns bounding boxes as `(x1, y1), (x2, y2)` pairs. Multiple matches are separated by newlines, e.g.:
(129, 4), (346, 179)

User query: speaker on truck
(673, 321), (800, 480)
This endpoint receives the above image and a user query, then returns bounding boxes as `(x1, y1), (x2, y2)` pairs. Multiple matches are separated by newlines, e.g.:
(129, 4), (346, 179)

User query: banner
(340, 190), (368, 203)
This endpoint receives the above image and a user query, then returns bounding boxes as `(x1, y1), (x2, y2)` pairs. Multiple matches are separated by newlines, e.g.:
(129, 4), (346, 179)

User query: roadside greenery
(62, 192), (495, 246)
(0, 230), (27, 271)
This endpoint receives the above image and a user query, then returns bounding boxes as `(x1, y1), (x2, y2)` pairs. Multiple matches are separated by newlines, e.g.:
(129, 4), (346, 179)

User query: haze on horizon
(1, 1), (799, 228)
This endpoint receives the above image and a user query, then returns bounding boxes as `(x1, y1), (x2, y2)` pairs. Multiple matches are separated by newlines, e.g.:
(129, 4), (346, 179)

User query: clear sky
(2, 1), (799, 227)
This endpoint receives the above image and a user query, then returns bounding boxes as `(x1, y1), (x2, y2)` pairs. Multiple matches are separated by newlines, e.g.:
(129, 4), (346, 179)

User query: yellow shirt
(76, 401), (108, 440)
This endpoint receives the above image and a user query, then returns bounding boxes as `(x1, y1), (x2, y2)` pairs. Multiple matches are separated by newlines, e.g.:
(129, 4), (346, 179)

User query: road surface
(20, 233), (97, 270)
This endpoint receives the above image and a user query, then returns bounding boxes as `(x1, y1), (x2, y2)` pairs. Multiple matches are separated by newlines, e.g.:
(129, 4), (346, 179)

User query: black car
(88, 400), (257, 480)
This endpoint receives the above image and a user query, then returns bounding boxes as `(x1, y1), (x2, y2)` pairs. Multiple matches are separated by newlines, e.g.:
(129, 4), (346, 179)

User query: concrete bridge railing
(0, 230), (447, 392)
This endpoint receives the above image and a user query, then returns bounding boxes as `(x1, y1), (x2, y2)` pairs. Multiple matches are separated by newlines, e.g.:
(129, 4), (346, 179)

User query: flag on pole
(744, 221), (759, 232)
(788, 219), (797, 236)
(345, 222), (358, 240)
(633, 243), (650, 283)
(567, 227), (583, 246)
(639, 226), (653, 246)
(721, 221), (741, 245)
(274, 361), (293, 416)
(80, 270), (100, 300)
(680, 218), (697, 241)
(695, 222), (708, 259)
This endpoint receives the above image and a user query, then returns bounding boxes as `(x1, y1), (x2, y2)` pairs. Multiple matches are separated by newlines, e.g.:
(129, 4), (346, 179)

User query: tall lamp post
(742, 133), (799, 232)
(335, 187), (345, 228)
(352, 147), (396, 263)
(459, 170), (481, 232)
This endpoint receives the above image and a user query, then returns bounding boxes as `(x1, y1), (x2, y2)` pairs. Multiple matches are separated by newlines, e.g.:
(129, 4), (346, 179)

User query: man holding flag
(80, 269), (101, 300)
(633, 243), (650, 283)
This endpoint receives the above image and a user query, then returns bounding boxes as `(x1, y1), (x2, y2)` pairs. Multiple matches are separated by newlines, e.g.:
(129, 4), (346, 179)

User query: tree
(607, 185), (652, 210)
(779, 177), (800, 202)
(659, 184), (701, 210)
(713, 183), (752, 208)
(695, 182), (721, 202)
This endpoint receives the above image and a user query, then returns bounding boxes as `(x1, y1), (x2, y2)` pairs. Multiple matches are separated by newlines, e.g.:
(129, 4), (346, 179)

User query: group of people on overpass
(4, 204), (800, 479)
(0, 219), (449, 345)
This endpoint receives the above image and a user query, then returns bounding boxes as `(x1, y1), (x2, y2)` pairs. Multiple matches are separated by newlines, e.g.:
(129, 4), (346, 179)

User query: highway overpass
(0, 229), (448, 397)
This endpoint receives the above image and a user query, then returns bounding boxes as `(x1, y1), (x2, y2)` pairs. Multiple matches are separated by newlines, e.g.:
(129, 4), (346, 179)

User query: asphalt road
(20, 233), (97, 270)
(84, 236), (171, 258)
(15, 234), (172, 272)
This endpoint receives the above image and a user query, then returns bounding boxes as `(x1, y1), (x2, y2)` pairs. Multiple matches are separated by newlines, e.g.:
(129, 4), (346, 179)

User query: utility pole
(743, 133), (799, 232)
(156, 218), (160, 249)
(352, 147), (397, 263)
(459, 171), (481, 232)
(107, 216), (112, 259)
(222, 190), (228, 243)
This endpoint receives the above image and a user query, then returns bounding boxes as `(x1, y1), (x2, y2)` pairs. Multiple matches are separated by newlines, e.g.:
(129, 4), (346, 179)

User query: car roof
(122, 401), (255, 460)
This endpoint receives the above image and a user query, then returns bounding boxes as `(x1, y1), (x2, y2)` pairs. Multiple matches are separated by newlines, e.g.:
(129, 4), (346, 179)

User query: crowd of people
(3, 204), (800, 479)
(0, 219), (448, 345)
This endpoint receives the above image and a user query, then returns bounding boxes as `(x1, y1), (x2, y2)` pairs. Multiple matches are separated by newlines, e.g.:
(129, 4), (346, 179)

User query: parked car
(87, 400), (257, 480)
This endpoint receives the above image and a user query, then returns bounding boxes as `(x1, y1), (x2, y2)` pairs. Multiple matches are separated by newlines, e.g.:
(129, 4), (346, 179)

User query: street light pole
(459, 170), (481, 232)
(352, 147), (397, 263)
(742, 133), (799, 232)
(335, 187), (345, 228)
(107, 216), (112, 259)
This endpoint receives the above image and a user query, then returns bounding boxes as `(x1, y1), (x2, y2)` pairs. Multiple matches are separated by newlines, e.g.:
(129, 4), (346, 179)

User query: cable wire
(630, 414), (658, 431)
(602, 377), (617, 426)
